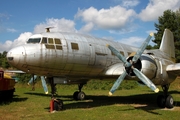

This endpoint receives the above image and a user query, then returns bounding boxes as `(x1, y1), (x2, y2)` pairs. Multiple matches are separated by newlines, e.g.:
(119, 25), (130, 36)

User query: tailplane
(159, 29), (175, 60)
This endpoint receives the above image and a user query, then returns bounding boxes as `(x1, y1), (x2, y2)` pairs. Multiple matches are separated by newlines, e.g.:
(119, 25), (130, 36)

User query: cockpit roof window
(27, 38), (41, 43)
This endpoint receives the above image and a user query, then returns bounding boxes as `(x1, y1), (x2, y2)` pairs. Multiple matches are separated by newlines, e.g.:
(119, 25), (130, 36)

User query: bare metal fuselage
(7, 32), (176, 85)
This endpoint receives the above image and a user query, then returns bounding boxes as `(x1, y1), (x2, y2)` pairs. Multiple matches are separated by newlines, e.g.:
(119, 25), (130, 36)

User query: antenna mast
(45, 27), (54, 32)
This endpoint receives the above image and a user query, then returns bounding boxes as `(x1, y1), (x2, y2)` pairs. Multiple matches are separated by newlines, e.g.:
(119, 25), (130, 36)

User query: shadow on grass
(25, 90), (180, 115)
(0, 95), (28, 105)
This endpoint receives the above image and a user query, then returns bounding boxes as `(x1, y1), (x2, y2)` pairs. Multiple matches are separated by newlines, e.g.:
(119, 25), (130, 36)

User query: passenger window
(71, 43), (79, 50)
(41, 37), (47, 43)
(120, 51), (124, 56)
(48, 38), (54, 44)
(111, 51), (115, 56)
(128, 52), (131, 56)
(56, 45), (62, 50)
(45, 45), (55, 49)
(54, 38), (61, 44)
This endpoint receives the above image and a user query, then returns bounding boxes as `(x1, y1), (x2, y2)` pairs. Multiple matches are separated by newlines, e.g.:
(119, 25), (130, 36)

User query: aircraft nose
(7, 46), (25, 67)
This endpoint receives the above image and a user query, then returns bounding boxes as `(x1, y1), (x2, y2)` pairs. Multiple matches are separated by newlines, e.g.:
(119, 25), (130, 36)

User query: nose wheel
(49, 77), (64, 112)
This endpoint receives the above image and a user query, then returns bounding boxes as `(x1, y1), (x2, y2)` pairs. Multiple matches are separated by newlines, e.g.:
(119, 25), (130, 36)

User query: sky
(0, 0), (180, 53)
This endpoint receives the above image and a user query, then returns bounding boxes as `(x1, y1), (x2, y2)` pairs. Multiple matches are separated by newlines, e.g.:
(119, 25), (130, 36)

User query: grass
(0, 79), (180, 120)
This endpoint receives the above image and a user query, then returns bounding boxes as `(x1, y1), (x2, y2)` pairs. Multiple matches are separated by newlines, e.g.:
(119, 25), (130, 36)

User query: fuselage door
(88, 44), (95, 65)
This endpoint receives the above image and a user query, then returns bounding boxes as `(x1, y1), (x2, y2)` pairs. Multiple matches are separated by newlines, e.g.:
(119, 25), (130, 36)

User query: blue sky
(0, 0), (180, 52)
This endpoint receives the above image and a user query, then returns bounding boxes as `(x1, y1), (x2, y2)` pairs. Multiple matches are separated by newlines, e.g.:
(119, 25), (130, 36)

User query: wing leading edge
(166, 63), (180, 76)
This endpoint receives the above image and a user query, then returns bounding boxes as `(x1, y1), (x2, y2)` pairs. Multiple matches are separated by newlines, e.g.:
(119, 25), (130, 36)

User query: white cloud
(0, 40), (13, 53)
(121, 0), (140, 8)
(75, 6), (137, 32)
(118, 36), (144, 47)
(34, 18), (77, 33)
(0, 18), (77, 52)
(0, 32), (32, 52)
(139, 0), (180, 21)
(79, 22), (94, 33)
(7, 28), (17, 33)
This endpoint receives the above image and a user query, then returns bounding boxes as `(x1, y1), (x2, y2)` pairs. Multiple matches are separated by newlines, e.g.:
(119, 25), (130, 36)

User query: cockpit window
(27, 38), (41, 43)
(41, 37), (47, 43)
(48, 38), (54, 44)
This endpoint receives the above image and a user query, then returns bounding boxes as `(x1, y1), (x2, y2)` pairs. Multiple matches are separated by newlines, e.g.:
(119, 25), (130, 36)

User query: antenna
(45, 27), (54, 32)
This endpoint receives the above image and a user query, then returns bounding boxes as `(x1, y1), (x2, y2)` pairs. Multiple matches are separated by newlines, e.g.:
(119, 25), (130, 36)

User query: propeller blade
(109, 71), (127, 95)
(41, 76), (48, 94)
(28, 75), (37, 85)
(133, 68), (159, 93)
(132, 33), (153, 63)
(107, 44), (131, 67)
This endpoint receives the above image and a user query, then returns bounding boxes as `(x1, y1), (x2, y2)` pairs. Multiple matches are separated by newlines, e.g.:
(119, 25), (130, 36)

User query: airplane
(6, 28), (180, 111)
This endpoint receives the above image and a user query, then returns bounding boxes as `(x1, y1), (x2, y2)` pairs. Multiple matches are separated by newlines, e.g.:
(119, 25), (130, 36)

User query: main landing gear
(157, 84), (174, 108)
(73, 83), (86, 100)
(49, 78), (86, 112)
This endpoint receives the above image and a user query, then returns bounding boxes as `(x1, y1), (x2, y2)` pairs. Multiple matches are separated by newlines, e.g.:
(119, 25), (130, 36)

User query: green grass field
(0, 79), (180, 120)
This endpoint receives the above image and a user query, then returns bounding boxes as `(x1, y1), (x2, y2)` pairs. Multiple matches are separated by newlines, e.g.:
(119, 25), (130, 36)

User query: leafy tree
(0, 51), (12, 68)
(16, 73), (32, 83)
(0, 51), (10, 68)
(153, 9), (180, 62)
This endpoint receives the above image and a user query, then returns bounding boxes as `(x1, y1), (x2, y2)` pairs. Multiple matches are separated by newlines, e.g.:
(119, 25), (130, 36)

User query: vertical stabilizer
(159, 29), (175, 59)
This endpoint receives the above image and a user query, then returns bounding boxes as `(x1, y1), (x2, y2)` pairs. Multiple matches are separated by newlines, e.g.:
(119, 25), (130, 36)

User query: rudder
(159, 29), (175, 60)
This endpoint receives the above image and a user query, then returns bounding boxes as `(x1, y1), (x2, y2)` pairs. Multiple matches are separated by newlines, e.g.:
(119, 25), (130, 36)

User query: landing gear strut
(73, 83), (86, 100)
(49, 77), (63, 112)
(157, 84), (174, 108)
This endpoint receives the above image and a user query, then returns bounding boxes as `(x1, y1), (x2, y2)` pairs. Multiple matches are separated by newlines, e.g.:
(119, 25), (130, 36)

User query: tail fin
(159, 29), (175, 60)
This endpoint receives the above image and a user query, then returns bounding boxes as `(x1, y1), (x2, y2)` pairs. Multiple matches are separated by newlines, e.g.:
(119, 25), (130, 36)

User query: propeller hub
(125, 56), (142, 76)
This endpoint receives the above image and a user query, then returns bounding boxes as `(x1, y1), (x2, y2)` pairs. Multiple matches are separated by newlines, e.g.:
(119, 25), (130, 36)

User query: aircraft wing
(104, 63), (124, 75)
(5, 70), (26, 73)
(166, 63), (180, 76)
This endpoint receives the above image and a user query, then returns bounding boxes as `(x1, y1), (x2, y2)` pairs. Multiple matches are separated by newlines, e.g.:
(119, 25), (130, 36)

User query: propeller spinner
(107, 33), (159, 95)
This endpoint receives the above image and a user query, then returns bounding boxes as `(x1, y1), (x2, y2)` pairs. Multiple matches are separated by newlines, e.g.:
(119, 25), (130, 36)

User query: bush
(84, 80), (138, 90)
(16, 74), (138, 90)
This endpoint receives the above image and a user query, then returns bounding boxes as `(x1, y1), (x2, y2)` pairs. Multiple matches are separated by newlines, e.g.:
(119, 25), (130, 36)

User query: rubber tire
(77, 91), (86, 100)
(165, 95), (174, 108)
(73, 91), (79, 100)
(53, 99), (63, 111)
(157, 95), (166, 108)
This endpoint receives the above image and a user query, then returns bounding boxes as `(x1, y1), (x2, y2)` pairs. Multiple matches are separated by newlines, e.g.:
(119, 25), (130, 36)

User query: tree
(0, 51), (11, 68)
(153, 9), (180, 62)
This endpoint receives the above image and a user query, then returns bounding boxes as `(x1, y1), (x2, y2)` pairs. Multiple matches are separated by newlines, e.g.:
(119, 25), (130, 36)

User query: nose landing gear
(49, 77), (64, 112)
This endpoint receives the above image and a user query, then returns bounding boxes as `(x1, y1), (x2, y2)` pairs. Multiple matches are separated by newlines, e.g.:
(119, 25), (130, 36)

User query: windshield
(27, 38), (41, 43)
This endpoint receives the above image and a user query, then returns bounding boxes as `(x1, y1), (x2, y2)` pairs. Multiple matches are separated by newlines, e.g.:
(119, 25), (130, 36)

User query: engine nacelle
(126, 54), (157, 80)
(140, 54), (157, 79)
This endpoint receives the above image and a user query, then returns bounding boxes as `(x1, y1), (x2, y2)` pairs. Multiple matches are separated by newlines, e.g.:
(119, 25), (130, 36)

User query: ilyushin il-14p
(6, 28), (180, 111)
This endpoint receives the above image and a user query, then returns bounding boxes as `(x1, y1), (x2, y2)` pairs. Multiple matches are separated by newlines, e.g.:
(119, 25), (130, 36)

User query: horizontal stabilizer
(166, 63), (180, 76)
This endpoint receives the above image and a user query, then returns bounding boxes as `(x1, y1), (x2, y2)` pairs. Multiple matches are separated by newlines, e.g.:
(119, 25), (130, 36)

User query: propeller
(107, 33), (159, 95)
(28, 75), (48, 94)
